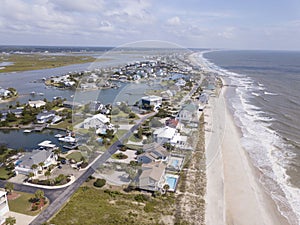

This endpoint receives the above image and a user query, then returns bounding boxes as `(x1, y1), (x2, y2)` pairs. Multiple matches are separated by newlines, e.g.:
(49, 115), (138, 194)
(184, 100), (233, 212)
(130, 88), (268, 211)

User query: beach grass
(49, 186), (176, 225)
(0, 54), (99, 73)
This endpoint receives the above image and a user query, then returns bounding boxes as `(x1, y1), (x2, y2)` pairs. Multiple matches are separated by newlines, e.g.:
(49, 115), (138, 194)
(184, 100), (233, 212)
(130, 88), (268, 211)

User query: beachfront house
(137, 162), (166, 192)
(177, 103), (200, 124)
(15, 149), (57, 175)
(153, 126), (187, 148)
(82, 113), (110, 130)
(137, 143), (170, 164)
(28, 100), (46, 108)
(0, 191), (9, 224)
(175, 78), (186, 87)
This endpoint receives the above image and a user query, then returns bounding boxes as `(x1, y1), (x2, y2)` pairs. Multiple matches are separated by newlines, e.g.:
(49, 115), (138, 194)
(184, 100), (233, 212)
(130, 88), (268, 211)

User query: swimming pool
(165, 175), (178, 191)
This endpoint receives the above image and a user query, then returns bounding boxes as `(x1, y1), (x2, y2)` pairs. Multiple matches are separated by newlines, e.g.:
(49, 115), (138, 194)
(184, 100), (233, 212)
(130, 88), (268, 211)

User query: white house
(82, 114), (110, 129)
(153, 126), (177, 144)
(0, 191), (9, 224)
(36, 111), (55, 124)
(29, 100), (46, 108)
(175, 78), (186, 87)
(15, 149), (57, 175)
(141, 95), (162, 108)
(0, 89), (11, 98)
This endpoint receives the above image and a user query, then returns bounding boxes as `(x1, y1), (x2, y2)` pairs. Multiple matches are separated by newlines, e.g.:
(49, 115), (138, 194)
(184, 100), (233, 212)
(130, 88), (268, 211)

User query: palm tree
(31, 164), (38, 172)
(5, 216), (16, 225)
(5, 182), (14, 194)
(54, 148), (62, 158)
(34, 189), (44, 201)
(28, 172), (35, 181)
(44, 170), (51, 180)
(39, 162), (45, 170)
(163, 184), (170, 195)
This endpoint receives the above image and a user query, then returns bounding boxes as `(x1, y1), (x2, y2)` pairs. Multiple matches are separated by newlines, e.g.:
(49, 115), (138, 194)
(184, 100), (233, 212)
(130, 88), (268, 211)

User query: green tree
(39, 162), (45, 170)
(35, 189), (44, 201)
(44, 170), (51, 180)
(5, 216), (16, 225)
(31, 164), (38, 171)
(5, 182), (14, 194)
(163, 184), (170, 194)
(28, 172), (35, 180)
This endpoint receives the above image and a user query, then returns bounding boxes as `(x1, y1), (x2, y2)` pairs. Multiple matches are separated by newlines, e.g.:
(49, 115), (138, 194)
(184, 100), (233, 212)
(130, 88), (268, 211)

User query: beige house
(137, 162), (166, 192)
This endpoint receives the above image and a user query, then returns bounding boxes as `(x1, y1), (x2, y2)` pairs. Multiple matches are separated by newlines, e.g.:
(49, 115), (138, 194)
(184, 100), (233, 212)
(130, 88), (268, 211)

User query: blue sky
(0, 0), (300, 50)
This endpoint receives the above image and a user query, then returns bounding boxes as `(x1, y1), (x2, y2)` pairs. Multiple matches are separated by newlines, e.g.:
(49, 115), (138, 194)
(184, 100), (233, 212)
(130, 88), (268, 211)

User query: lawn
(66, 151), (83, 162)
(50, 186), (176, 225)
(8, 191), (48, 216)
(49, 120), (73, 130)
(0, 167), (13, 180)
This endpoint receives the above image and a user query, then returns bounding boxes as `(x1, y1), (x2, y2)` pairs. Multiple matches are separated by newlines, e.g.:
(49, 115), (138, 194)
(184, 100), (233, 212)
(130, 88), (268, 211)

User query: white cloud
(166, 16), (181, 26)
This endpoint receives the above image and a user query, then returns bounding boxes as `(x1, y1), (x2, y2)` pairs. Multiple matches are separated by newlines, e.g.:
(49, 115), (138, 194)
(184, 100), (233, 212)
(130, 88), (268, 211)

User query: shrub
(134, 194), (149, 202)
(93, 178), (106, 188)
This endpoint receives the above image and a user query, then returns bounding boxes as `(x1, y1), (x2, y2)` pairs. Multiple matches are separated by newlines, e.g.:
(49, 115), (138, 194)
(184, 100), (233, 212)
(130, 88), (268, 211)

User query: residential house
(15, 149), (57, 175)
(153, 126), (177, 144)
(175, 78), (186, 87)
(199, 92), (209, 104)
(141, 95), (162, 108)
(63, 101), (82, 109)
(36, 111), (56, 124)
(0, 88), (11, 99)
(0, 191), (9, 224)
(160, 90), (173, 101)
(28, 100), (46, 108)
(137, 162), (166, 192)
(137, 143), (170, 164)
(165, 118), (179, 129)
(177, 103), (199, 123)
(82, 113), (110, 129)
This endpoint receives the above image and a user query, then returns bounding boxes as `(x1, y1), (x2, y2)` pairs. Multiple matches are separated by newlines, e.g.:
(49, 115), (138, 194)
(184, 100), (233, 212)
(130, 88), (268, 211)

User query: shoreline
(198, 53), (291, 224)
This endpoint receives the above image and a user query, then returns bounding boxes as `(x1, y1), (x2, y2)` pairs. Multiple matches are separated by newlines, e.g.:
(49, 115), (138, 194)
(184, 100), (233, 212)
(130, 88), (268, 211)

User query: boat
(38, 92), (44, 96)
(54, 134), (63, 138)
(23, 129), (32, 133)
(58, 136), (77, 143)
(30, 91), (36, 95)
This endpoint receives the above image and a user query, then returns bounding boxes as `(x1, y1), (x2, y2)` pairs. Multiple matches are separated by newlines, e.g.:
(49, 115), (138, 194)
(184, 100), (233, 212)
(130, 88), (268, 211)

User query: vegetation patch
(8, 191), (48, 216)
(50, 187), (176, 225)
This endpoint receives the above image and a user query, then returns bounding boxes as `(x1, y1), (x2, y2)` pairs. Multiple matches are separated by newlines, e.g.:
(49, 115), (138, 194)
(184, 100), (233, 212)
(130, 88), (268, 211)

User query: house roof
(153, 127), (176, 139)
(139, 162), (166, 188)
(18, 150), (53, 168)
(83, 113), (110, 125)
(143, 143), (170, 158)
(141, 95), (162, 102)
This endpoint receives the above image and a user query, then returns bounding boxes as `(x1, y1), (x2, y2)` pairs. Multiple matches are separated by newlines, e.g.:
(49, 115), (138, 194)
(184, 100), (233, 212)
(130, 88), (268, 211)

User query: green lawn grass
(0, 167), (13, 180)
(50, 187), (176, 225)
(8, 191), (48, 216)
(66, 152), (83, 162)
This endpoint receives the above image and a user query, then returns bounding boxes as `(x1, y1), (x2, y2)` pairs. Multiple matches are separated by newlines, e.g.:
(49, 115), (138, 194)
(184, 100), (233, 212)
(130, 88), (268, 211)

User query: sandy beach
(205, 80), (290, 225)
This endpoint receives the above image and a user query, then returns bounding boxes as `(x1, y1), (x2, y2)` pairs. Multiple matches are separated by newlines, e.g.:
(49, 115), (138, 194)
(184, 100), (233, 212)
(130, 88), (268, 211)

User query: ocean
(202, 50), (300, 224)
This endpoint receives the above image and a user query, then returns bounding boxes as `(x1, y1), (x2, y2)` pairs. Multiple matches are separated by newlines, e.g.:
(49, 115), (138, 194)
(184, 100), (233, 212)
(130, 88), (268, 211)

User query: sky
(1, 0), (300, 50)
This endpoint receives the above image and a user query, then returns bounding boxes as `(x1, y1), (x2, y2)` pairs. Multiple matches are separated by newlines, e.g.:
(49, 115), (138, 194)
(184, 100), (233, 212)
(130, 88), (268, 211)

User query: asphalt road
(29, 112), (155, 225)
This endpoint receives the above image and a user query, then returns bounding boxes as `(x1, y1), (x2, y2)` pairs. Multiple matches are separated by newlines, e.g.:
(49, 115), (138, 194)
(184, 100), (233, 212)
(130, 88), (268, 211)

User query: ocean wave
(264, 91), (279, 96)
(201, 51), (300, 224)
